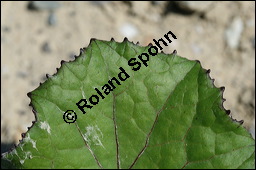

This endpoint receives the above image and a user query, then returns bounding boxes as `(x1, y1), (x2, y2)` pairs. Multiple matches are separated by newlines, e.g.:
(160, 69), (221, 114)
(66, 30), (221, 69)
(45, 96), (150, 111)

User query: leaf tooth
(123, 37), (128, 42)
(195, 59), (201, 65)
(231, 116), (244, 125)
(226, 110), (231, 115)
(220, 86), (225, 91)
(79, 48), (85, 56)
(21, 133), (26, 138)
(60, 60), (66, 65)
(237, 120), (244, 125)
(220, 86), (225, 97)
(27, 92), (32, 97)
(136, 41), (140, 45)
(89, 38), (96, 45)
(32, 109), (38, 121)
(205, 68), (216, 85)
(238, 120), (244, 125)
(46, 74), (52, 79)
(111, 37), (115, 41)
(172, 49), (177, 55)
(220, 88), (225, 98)
(32, 109), (37, 114)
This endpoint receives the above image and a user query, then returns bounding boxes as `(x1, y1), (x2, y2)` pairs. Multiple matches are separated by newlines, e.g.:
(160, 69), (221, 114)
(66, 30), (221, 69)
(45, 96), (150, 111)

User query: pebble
(174, 1), (213, 13)
(41, 42), (51, 53)
(191, 44), (202, 55)
(195, 25), (204, 34)
(1, 66), (9, 76)
(28, 1), (61, 10)
(18, 110), (26, 116)
(48, 12), (57, 26)
(2, 26), (11, 32)
(240, 88), (252, 104)
(246, 18), (255, 28)
(119, 23), (138, 39)
(225, 17), (244, 49)
(69, 11), (76, 17)
(151, 1), (165, 6)
(17, 71), (28, 79)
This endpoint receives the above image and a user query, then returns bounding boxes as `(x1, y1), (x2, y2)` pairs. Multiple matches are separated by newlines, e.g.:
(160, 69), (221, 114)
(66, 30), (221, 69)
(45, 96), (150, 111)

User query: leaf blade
(1, 39), (254, 169)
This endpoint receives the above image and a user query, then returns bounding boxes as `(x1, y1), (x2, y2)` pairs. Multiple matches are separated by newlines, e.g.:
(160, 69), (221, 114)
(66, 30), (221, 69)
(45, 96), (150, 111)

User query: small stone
(48, 12), (57, 26)
(1, 66), (9, 76)
(195, 25), (204, 34)
(191, 44), (202, 55)
(174, 1), (213, 13)
(2, 26), (11, 32)
(69, 11), (76, 17)
(131, 1), (151, 17)
(240, 89), (253, 105)
(119, 23), (138, 39)
(28, 1), (61, 11)
(41, 42), (51, 53)
(18, 110), (26, 116)
(151, 1), (165, 6)
(225, 17), (244, 49)
(17, 71), (28, 79)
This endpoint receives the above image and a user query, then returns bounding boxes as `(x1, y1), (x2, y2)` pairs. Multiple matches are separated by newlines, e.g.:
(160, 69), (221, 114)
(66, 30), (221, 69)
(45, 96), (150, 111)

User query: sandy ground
(1, 1), (255, 153)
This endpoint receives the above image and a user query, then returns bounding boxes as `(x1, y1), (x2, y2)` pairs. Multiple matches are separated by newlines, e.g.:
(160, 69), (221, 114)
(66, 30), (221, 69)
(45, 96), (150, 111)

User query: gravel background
(1, 1), (255, 153)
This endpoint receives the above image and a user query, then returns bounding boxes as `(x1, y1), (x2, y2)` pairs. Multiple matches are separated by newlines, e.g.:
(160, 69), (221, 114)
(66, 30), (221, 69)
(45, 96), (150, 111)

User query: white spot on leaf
(19, 151), (33, 164)
(20, 160), (25, 164)
(25, 134), (38, 151)
(81, 87), (86, 99)
(40, 121), (51, 134)
(83, 125), (105, 149)
(13, 150), (18, 157)
(2, 152), (12, 161)
(25, 151), (33, 159)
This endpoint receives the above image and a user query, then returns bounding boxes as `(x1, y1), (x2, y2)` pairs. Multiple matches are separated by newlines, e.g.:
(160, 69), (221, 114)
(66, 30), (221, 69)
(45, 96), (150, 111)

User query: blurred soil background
(1, 1), (255, 153)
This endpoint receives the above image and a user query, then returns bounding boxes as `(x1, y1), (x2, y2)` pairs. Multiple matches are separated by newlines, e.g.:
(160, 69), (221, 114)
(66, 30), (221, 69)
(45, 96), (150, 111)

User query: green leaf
(1, 39), (254, 169)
